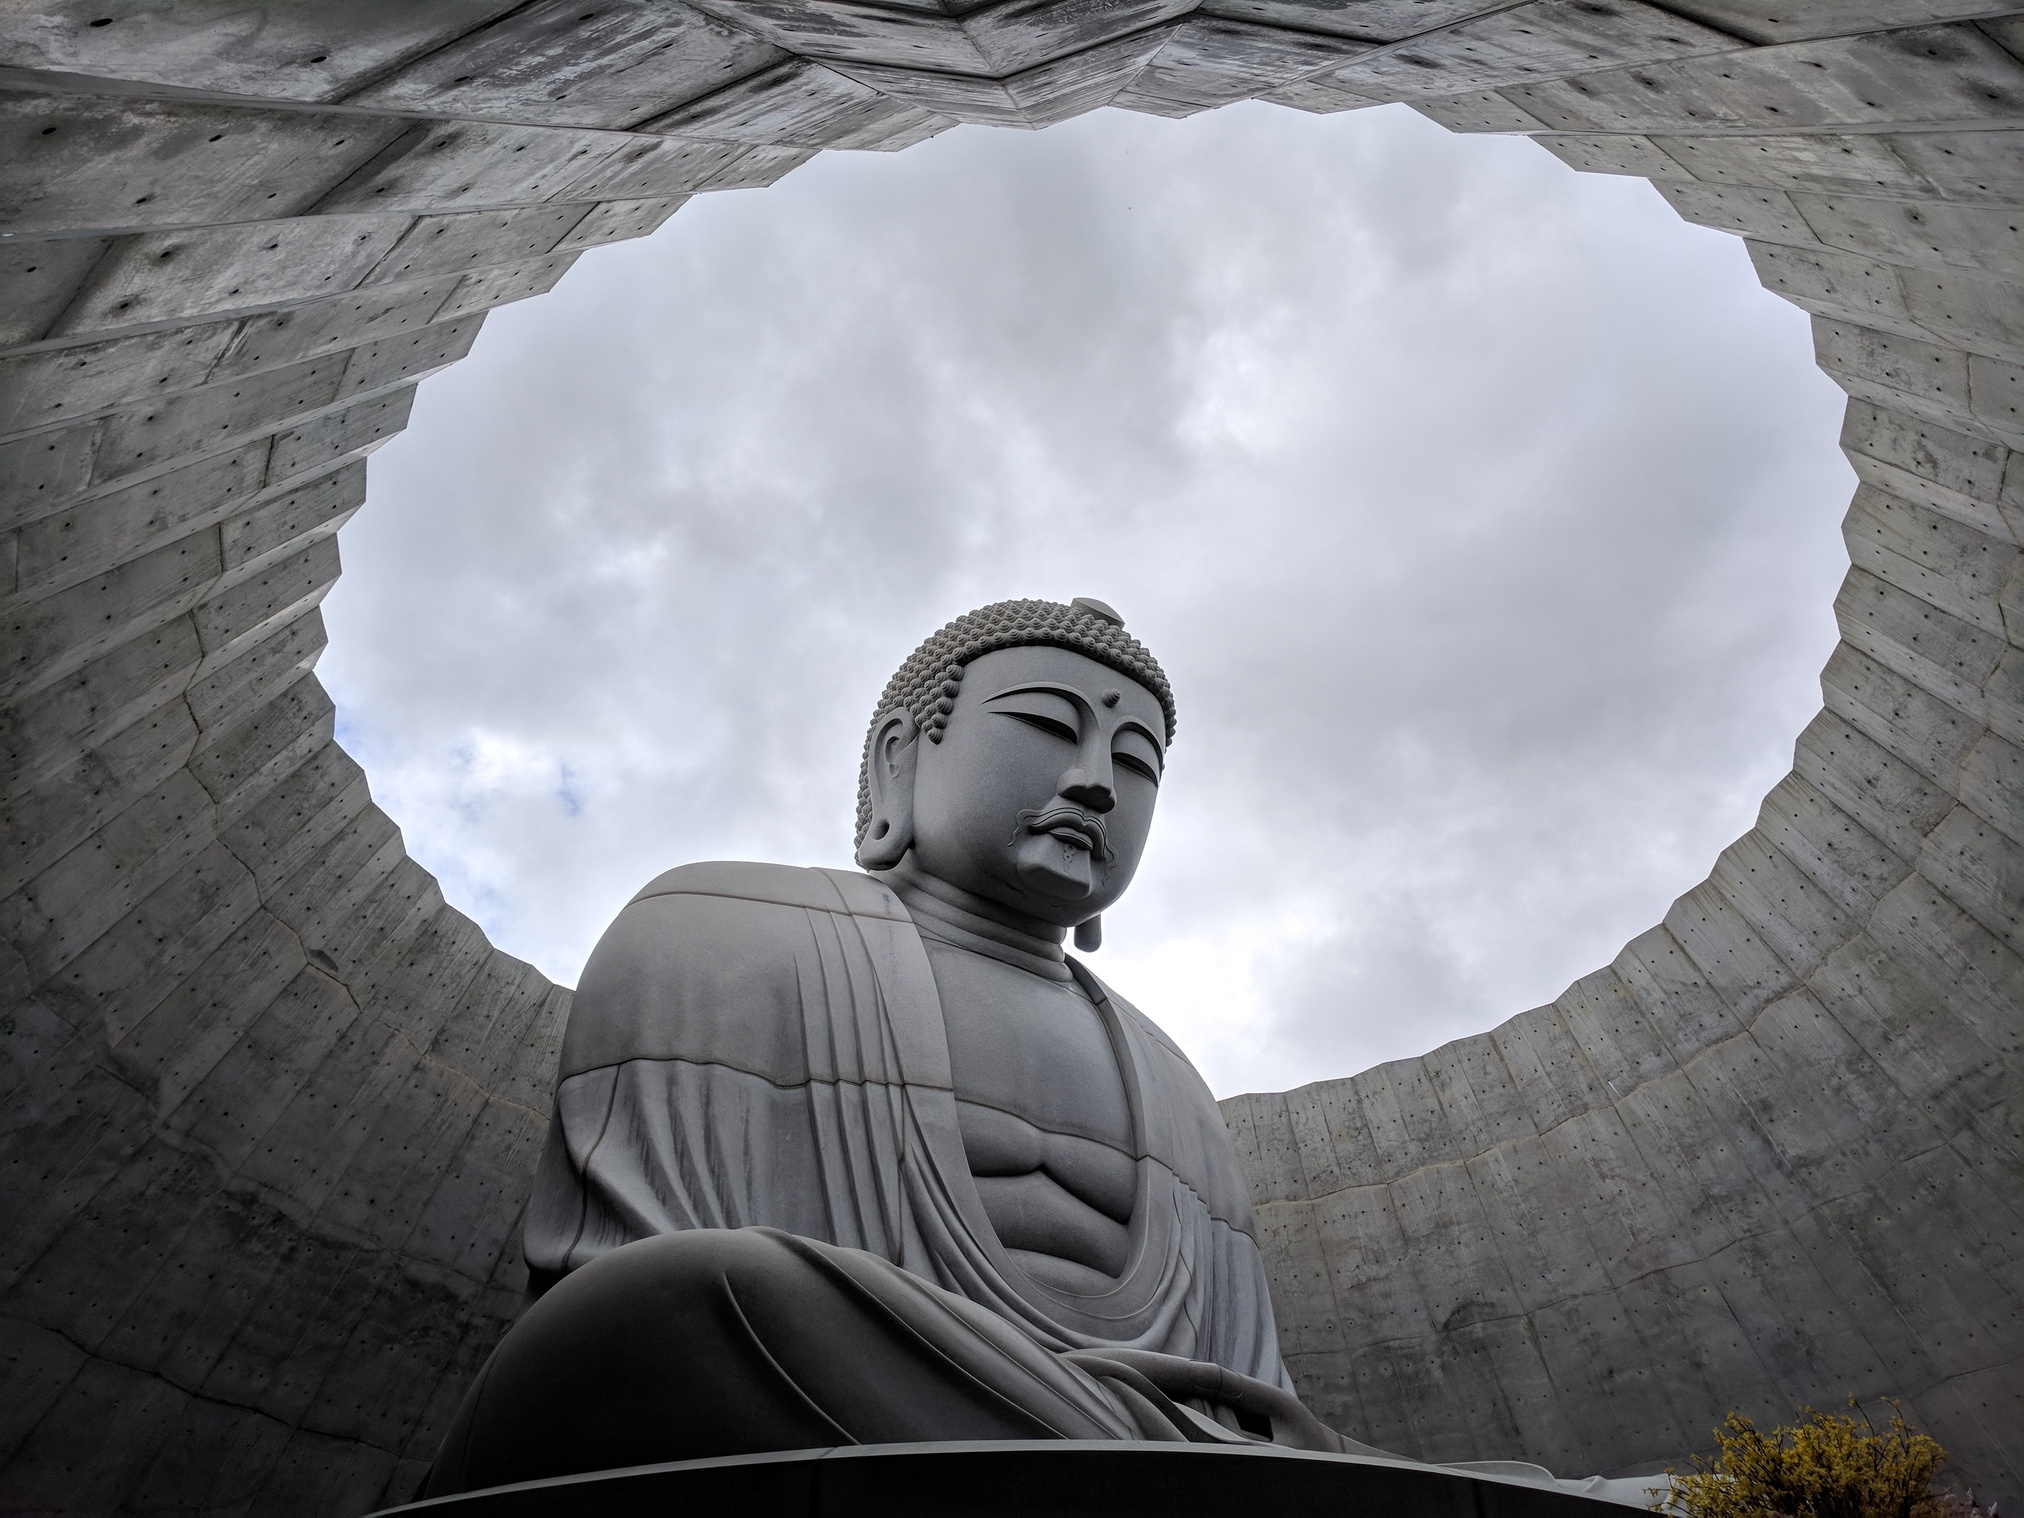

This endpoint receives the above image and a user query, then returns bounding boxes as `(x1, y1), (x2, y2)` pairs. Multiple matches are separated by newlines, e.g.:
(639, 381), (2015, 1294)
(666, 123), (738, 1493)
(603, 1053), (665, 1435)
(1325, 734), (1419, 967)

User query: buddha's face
(905, 644), (1166, 927)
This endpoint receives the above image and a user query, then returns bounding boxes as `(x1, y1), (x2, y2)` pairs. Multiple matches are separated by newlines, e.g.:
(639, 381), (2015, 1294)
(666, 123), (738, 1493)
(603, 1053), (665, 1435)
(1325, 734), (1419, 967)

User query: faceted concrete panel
(3, 0), (2023, 1512)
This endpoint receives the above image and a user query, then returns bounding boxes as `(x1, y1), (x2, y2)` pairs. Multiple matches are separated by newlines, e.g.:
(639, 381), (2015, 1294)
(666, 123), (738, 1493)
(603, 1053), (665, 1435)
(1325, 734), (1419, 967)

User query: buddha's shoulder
(565, 862), (904, 1077)
(626, 859), (907, 921)
(1076, 969), (1195, 1072)
(577, 860), (905, 998)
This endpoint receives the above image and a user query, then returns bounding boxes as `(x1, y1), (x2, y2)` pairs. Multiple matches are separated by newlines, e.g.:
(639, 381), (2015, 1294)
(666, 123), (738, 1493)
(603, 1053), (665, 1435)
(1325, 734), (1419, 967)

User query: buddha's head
(855, 598), (1176, 941)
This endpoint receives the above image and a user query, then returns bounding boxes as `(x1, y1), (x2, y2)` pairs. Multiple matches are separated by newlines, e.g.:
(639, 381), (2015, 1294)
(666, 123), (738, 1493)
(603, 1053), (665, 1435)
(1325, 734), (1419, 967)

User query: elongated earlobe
(1074, 916), (1102, 952)
(856, 710), (919, 871)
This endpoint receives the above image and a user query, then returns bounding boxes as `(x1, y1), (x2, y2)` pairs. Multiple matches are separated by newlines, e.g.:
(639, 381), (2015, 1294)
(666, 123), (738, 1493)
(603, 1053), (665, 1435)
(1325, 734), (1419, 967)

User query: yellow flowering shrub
(1656, 1403), (1982, 1518)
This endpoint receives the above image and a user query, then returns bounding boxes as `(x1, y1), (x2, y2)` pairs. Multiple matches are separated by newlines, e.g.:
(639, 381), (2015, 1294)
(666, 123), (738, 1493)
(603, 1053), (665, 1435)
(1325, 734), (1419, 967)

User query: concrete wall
(0, 2), (2017, 1512)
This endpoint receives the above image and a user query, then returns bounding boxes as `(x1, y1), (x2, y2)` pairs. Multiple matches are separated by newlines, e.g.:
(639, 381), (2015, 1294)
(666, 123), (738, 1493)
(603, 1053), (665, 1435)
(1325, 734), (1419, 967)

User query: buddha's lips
(1016, 806), (1112, 862)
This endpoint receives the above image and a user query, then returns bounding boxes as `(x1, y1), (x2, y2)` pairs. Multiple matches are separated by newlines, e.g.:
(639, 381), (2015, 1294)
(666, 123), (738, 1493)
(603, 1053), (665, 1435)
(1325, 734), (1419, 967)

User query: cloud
(319, 100), (1853, 1098)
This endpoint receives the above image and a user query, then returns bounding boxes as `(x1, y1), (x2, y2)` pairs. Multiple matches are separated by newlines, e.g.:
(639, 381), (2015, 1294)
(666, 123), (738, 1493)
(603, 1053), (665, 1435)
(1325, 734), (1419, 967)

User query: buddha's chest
(926, 943), (1139, 1274)
(930, 945), (1133, 1150)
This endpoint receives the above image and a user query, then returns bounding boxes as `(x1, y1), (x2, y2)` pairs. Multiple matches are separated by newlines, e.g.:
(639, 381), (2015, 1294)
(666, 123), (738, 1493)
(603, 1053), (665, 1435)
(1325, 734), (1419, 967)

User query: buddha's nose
(1059, 771), (1115, 813)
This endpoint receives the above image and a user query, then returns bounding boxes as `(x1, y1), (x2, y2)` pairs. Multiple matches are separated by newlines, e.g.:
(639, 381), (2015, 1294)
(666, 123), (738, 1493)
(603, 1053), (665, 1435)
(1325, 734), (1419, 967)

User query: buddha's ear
(856, 709), (919, 871)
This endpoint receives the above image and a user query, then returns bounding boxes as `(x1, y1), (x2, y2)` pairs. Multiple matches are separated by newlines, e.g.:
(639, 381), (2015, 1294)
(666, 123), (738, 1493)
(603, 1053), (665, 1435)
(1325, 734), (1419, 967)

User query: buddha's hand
(1063, 1348), (1349, 1453)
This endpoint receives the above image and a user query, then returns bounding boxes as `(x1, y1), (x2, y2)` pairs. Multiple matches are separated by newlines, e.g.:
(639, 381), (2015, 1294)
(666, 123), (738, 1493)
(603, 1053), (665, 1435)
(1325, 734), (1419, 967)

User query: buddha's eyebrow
(981, 681), (1091, 710)
(1114, 716), (1165, 760)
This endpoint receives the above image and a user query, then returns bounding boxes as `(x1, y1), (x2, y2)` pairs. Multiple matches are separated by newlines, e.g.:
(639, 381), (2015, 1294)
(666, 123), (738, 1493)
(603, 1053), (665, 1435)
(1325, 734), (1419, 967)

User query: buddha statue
(418, 597), (1667, 1509)
(422, 596), (1363, 1495)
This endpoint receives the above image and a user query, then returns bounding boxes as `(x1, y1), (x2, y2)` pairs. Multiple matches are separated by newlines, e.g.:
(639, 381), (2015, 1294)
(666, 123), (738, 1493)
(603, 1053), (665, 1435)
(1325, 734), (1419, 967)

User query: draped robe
(523, 860), (1289, 1387)
(426, 861), (1662, 1506)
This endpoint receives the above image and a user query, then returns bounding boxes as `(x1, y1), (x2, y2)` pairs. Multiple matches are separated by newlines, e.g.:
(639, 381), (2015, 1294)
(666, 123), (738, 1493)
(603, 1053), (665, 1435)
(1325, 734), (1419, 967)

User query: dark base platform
(375, 1440), (1643, 1517)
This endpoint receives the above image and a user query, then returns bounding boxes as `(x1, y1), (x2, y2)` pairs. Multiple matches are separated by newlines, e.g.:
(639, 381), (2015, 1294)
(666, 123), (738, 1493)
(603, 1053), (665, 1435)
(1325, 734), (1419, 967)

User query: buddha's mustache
(1016, 806), (1112, 862)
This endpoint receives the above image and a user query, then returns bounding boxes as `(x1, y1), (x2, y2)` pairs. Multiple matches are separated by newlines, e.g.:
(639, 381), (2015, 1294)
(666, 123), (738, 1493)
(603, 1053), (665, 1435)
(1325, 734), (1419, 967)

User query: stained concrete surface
(1, 1), (2019, 1512)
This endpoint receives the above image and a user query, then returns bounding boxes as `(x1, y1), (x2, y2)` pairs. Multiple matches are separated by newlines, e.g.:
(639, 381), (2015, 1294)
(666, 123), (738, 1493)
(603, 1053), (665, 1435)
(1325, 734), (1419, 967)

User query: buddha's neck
(883, 858), (1074, 982)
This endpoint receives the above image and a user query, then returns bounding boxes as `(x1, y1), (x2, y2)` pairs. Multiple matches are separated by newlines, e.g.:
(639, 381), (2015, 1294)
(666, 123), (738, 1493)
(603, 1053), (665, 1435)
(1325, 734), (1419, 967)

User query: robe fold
(521, 860), (1291, 1392)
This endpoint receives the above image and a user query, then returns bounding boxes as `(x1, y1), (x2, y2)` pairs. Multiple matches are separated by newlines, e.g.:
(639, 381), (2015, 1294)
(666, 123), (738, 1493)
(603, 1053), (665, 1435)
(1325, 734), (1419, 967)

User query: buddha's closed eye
(1112, 749), (1159, 785)
(1003, 709), (1079, 744)
(1000, 710), (1161, 786)
(983, 685), (1161, 786)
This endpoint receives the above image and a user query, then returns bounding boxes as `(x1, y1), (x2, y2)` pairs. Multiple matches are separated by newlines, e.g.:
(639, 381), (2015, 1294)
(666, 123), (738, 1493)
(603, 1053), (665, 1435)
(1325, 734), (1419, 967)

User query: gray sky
(318, 99), (1854, 1099)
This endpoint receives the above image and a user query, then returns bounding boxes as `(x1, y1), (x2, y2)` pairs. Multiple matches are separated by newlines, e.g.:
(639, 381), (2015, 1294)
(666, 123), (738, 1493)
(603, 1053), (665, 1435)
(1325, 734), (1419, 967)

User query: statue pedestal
(376, 1440), (1640, 1516)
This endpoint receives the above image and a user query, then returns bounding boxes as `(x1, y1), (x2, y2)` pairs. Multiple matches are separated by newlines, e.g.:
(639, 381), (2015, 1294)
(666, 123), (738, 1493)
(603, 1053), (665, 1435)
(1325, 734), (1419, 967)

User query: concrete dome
(1, 2), (2019, 1510)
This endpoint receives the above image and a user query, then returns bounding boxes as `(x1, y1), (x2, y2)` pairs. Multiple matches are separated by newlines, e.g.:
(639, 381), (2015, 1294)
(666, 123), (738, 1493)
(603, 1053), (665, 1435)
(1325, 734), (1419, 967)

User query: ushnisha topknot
(854, 597), (1176, 847)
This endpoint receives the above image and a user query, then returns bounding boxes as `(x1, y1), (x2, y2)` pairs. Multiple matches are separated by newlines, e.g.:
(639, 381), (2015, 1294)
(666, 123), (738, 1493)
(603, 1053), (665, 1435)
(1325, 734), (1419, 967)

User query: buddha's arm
(527, 873), (837, 1277)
